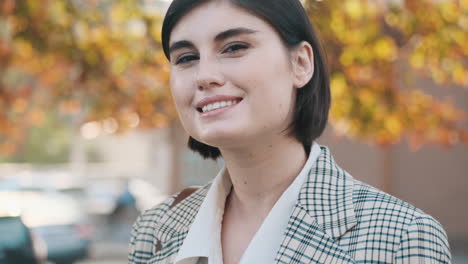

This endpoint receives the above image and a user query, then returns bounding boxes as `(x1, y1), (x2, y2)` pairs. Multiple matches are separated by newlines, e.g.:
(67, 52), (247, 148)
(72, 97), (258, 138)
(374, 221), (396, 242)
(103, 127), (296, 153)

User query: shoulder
(128, 184), (210, 263)
(352, 179), (424, 223)
(352, 179), (444, 228)
(349, 180), (451, 263)
(312, 145), (450, 262)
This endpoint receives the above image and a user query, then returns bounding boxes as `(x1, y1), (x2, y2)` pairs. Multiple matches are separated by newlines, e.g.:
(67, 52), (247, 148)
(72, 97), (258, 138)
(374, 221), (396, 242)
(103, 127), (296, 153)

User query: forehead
(169, 1), (273, 44)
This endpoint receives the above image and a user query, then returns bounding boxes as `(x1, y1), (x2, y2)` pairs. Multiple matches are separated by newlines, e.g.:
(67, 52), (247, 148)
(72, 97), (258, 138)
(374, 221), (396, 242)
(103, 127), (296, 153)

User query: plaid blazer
(129, 146), (451, 264)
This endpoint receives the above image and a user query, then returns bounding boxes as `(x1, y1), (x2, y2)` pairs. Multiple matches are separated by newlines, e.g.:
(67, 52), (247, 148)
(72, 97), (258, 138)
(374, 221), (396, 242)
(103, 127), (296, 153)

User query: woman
(129, 0), (451, 263)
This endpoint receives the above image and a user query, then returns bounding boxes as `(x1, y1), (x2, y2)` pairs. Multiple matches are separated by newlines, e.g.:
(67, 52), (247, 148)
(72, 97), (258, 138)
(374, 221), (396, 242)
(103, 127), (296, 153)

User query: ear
(291, 41), (314, 89)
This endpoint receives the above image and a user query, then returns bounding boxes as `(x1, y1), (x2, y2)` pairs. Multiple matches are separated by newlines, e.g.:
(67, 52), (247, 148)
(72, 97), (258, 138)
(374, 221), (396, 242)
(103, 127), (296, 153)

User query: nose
(196, 56), (225, 90)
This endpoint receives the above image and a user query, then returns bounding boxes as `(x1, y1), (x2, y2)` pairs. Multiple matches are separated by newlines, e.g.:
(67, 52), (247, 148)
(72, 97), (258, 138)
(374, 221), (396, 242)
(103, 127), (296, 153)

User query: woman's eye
(175, 54), (199, 65)
(223, 43), (248, 54)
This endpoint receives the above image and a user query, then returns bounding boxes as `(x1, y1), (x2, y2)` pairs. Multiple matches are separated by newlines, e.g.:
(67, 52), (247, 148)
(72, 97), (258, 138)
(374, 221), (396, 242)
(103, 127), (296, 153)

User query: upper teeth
(202, 100), (237, 113)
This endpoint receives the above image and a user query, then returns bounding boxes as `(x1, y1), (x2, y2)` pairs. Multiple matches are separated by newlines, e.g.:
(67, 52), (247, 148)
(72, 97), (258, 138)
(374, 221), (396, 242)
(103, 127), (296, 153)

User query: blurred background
(0, 0), (466, 263)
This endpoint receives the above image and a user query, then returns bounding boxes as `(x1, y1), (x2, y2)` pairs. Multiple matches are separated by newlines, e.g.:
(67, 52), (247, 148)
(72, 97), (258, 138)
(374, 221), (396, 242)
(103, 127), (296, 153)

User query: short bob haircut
(161, 0), (331, 160)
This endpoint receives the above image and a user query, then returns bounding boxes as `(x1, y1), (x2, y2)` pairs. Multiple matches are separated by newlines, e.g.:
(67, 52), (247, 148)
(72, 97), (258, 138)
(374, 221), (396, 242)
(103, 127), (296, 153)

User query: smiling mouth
(197, 99), (242, 113)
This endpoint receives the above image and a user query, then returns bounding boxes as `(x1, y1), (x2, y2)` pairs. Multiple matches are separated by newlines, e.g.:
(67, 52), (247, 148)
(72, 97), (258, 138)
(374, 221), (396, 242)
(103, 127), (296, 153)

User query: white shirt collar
(175, 143), (321, 264)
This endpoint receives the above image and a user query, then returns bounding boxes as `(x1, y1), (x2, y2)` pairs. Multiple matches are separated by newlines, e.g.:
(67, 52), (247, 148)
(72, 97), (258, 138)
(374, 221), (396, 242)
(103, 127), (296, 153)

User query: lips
(195, 95), (243, 113)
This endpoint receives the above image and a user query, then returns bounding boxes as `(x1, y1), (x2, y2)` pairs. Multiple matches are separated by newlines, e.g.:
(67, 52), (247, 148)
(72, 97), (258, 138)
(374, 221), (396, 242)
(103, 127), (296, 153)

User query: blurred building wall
(83, 129), (172, 194)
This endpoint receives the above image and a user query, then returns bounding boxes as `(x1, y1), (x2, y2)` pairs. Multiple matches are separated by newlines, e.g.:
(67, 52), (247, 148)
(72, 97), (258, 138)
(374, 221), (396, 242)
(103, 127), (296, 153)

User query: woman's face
(168, 1), (301, 149)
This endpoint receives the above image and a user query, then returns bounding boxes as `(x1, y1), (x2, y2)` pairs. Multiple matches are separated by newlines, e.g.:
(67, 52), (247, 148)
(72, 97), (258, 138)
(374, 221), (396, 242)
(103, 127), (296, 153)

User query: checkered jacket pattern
(129, 146), (451, 264)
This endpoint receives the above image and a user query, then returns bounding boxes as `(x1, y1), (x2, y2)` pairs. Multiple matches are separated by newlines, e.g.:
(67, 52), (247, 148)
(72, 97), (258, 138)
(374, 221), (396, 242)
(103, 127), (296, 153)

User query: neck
(220, 137), (307, 218)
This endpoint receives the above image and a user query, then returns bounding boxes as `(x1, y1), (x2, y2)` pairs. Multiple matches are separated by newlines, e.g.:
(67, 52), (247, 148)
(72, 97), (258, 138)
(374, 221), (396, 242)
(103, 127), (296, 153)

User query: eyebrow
(214, 27), (258, 42)
(168, 40), (195, 55)
(168, 27), (258, 55)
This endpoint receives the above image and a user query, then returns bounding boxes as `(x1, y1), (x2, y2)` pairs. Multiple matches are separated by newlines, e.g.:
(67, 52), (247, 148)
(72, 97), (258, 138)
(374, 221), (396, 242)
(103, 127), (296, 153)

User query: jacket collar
(272, 146), (357, 264)
(296, 145), (357, 240)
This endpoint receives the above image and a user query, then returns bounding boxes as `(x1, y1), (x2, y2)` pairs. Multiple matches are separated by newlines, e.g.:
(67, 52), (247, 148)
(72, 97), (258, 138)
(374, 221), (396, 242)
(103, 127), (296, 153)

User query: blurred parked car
(0, 215), (46, 264)
(85, 179), (122, 216)
(0, 189), (92, 264)
(86, 177), (167, 215)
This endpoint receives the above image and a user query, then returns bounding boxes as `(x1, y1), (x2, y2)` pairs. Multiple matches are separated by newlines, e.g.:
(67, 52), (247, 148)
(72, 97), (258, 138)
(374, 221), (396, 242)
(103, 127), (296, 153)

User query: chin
(195, 129), (248, 149)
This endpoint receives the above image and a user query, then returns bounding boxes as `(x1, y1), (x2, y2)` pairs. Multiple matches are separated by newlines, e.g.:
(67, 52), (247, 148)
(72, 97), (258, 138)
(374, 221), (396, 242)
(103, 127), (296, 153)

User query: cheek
(241, 51), (294, 101)
(239, 51), (296, 123)
(169, 74), (198, 132)
(171, 91), (196, 136)
(170, 74), (193, 109)
(242, 47), (292, 86)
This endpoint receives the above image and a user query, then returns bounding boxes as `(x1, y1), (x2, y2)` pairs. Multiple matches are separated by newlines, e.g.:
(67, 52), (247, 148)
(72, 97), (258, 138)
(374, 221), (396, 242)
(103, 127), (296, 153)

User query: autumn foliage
(0, 0), (466, 158)
(0, 0), (174, 158)
(305, 0), (467, 148)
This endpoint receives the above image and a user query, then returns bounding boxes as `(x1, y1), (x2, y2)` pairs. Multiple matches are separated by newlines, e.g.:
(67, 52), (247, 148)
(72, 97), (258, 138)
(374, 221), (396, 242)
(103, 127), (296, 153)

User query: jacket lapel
(275, 146), (357, 264)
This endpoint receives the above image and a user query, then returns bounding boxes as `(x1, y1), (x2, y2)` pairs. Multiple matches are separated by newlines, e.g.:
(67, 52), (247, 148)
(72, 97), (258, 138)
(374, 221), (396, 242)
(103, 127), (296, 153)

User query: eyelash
(175, 54), (199, 65)
(174, 43), (249, 65)
(222, 43), (249, 54)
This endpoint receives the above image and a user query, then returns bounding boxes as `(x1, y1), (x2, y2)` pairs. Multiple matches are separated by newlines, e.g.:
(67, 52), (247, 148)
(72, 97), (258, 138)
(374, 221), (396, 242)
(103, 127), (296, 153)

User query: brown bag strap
(170, 187), (199, 209)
